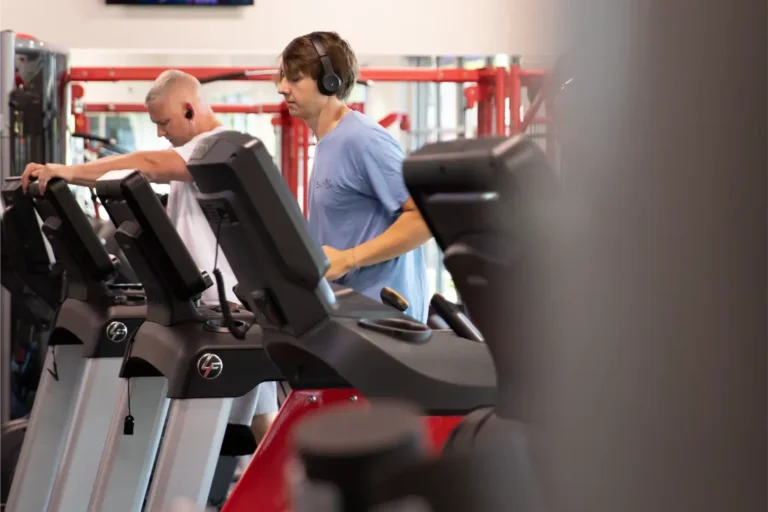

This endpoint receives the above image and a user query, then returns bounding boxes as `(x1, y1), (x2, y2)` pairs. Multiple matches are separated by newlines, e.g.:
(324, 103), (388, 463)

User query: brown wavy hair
(279, 31), (359, 100)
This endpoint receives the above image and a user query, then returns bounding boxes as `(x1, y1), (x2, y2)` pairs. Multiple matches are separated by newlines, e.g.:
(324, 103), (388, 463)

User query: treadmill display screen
(402, 135), (554, 252)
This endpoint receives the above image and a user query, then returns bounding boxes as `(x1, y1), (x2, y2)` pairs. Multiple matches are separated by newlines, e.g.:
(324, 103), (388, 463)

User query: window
(104, 117), (136, 152)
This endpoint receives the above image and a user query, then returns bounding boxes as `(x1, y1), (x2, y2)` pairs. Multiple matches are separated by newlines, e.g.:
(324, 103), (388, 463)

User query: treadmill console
(404, 135), (557, 248)
(96, 170), (213, 324)
(27, 178), (116, 279)
(403, 134), (557, 417)
(188, 131), (336, 336)
(1, 179), (62, 308)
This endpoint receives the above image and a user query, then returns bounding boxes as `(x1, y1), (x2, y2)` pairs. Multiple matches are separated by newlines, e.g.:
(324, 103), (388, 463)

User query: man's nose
(277, 78), (290, 96)
(157, 126), (166, 138)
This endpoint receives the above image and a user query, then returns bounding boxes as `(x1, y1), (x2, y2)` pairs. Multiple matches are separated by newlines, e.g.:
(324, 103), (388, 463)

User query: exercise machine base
(5, 345), (85, 512)
(47, 358), (124, 512)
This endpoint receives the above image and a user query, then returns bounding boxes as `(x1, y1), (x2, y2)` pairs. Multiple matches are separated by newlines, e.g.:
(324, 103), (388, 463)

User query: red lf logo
(197, 353), (223, 379)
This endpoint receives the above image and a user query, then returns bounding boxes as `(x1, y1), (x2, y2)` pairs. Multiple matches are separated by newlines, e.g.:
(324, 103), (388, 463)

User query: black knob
(380, 287), (409, 312)
(292, 402), (427, 512)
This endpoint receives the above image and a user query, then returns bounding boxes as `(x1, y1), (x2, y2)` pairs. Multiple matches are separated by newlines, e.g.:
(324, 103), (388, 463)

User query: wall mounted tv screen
(106, 0), (253, 5)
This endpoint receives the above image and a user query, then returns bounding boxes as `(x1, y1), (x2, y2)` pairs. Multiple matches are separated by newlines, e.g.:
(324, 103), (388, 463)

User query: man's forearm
(69, 150), (189, 186)
(352, 211), (432, 268)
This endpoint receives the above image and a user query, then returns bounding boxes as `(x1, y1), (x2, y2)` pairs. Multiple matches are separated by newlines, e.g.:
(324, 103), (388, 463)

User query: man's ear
(184, 103), (194, 120)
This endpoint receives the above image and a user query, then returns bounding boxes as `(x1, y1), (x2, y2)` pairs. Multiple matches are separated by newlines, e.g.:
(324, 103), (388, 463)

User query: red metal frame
(67, 67), (481, 84)
(221, 388), (462, 512)
(512, 64), (557, 160)
(69, 64), (554, 204)
(508, 63), (549, 135)
(508, 67), (522, 134)
(494, 67), (507, 136)
(377, 112), (411, 132)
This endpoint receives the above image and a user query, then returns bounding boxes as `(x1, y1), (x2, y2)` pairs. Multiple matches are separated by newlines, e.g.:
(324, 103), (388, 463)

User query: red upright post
(476, 74), (493, 137)
(494, 67), (507, 136)
(508, 63), (522, 134)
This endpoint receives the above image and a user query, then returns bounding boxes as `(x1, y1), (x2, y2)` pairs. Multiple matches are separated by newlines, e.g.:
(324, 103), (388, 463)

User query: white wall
(69, 51), (285, 103)
(1, 0), (559, 57)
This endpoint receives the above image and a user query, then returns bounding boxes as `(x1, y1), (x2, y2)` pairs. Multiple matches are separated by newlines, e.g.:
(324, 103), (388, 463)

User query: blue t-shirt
(308, 111), (428, 321)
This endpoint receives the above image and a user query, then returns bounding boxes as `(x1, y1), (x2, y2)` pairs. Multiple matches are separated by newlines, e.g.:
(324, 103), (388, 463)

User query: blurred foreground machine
(286, 134), (558, 512)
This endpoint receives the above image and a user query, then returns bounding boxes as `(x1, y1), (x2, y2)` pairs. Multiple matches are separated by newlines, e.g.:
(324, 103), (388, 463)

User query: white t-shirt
(168, 126), (239, 305)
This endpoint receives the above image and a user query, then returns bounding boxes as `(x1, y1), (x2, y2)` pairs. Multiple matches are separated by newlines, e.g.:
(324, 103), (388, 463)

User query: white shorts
(227, 382), (279, 425)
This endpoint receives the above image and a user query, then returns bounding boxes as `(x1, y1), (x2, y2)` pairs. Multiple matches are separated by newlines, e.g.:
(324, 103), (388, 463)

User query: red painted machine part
(221, 388), (462, 512)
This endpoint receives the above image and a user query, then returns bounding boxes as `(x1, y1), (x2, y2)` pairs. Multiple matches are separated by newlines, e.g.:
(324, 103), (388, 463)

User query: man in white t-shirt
(21, 70), (278, 447)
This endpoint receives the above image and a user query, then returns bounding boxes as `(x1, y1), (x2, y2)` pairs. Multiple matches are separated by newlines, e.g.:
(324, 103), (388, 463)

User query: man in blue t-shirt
(277, 31), (431, 321)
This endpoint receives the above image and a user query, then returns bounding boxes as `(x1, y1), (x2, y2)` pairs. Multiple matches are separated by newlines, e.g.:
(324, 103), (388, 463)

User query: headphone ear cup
(322, 74), (341, 96)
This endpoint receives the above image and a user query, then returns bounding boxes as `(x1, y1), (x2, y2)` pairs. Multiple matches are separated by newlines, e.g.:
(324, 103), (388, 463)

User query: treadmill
(0, 186), (63, 505)
(35, 179), (147, 512)
(184, 130), (497, 511)
(0, 181), (63, 397)
(90, 170), (282, 512)
(2, 177), (147, 512)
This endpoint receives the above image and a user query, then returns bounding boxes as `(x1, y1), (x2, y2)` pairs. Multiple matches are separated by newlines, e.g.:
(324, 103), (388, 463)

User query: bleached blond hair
(144, 69), (201, 105)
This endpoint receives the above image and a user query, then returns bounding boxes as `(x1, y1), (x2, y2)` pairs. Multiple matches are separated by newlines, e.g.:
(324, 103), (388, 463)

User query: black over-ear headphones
(309, 34), (341, 96)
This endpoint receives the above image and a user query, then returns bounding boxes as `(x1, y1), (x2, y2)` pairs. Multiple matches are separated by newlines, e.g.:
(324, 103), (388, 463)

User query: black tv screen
(106, 0), (253, 5)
